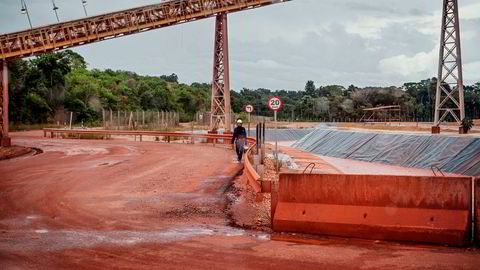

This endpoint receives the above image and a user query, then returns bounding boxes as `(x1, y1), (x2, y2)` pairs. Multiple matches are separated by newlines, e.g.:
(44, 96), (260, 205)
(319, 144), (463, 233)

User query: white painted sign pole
(245, 105), (254, 141)
(248, 112), (251, 139)
(274, 110), (278, 172)
(268, 97), (282, 173)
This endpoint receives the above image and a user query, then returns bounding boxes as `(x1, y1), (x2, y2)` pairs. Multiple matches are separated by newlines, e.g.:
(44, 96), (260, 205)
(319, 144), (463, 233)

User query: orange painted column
(1, 61), (11, 147)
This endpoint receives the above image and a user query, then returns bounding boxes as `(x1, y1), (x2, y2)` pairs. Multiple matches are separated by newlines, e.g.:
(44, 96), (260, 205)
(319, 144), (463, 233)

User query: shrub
(461, 118), (474, 130)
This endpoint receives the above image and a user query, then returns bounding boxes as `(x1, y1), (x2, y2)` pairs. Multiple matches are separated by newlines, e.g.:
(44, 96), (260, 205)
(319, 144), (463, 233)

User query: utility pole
(81, 0), (88, 16)
(52, 0), (60, 22)
(20, 0), (33, 29)
(433, 0), (465, 133)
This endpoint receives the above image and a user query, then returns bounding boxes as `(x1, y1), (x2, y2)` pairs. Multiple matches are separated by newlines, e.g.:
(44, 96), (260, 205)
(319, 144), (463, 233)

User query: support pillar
(210, 13), (231, 131)
(1, 60), (11, 147)
(433, 0), (465, 131)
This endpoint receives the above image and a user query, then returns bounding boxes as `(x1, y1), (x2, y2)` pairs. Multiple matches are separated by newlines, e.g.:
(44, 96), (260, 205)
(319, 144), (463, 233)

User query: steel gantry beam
(211, 14), (231, 130)
(434, 0), (465, 128)
(0, 0), (291, 60)
(0, 0), (291, 144)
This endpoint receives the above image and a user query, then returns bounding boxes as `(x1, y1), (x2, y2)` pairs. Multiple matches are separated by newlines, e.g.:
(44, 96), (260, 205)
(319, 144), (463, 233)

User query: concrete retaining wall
(272, 173), (473, 246)
(476, 178), (479, 243)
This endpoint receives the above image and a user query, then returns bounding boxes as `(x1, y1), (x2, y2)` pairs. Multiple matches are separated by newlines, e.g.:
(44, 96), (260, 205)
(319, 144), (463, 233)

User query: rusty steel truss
(434, 0), (465, 126)
(211, 14), (231, 130)
(0, 0), (289, 61)
(0, 0), (290, 143)
(0, 61), (10, 147)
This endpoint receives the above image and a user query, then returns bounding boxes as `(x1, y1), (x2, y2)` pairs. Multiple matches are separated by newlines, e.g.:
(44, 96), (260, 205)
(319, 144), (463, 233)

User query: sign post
(268, 96), (283, 173)
(245, 105), (254, 139)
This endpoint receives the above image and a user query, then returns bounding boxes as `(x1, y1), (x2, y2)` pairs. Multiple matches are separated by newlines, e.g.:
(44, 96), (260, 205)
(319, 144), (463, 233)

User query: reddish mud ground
(0, 146), (33, 160)
(1, 131), (479, 269)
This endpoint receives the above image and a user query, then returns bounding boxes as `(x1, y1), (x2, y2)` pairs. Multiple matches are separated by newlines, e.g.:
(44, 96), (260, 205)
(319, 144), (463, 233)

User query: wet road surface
(0, 132), (479, 269)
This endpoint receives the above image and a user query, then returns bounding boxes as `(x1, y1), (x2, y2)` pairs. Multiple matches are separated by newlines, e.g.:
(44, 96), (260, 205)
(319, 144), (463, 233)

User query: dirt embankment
(0, 146), (37, 160)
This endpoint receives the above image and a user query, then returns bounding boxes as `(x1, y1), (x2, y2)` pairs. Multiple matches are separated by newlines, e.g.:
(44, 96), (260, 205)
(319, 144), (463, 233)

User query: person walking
(231, 119), (247, 162)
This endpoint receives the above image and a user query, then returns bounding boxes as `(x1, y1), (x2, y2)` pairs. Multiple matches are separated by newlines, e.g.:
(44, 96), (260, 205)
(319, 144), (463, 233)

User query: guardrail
(244, 141), (262, 193)
(43, 128), (262, 192)
(43, 128), (233, 143)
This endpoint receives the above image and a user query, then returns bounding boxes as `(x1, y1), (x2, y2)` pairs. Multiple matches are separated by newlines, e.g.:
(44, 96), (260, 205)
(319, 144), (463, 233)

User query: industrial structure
(433, 0), (465, 130)
(0, 0), (291, 146)
(0, 0), (469, 145)
(211, 14), (231, 130)
(359, 105), (402, 122)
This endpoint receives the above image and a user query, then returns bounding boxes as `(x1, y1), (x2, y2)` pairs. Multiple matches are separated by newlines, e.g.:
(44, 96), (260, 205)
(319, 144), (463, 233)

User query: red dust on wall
(272, 173), (473, 246)
(476, 178), (480, 243)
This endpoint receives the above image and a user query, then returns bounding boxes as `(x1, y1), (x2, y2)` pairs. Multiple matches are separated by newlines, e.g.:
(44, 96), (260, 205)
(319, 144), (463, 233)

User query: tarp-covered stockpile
(293, 129), (480, 176)
(249, 129), (315, 142)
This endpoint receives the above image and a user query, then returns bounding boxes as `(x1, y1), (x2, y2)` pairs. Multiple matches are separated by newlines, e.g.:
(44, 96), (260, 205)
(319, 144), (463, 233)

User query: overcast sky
(1, 0), (479, 91)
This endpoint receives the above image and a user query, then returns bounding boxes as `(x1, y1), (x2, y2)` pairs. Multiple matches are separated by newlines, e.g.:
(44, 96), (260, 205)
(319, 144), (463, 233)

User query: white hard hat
(237, 119), (243, 124)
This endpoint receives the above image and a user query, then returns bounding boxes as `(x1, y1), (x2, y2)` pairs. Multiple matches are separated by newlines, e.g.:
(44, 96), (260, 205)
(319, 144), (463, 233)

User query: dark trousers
(235, 138), (246, 161)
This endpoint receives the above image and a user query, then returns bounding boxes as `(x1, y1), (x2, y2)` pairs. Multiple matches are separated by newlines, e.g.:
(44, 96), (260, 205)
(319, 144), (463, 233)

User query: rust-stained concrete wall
(272, 173), (472, 246)
(476, 178), (479, 243)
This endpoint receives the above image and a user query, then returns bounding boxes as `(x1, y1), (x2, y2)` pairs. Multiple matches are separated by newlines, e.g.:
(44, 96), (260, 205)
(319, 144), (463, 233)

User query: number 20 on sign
(268, 96), (283, 112)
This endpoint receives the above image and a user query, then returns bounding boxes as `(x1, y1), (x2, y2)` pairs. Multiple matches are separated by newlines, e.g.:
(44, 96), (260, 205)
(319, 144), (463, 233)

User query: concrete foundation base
(1, 137), (11, 147)
(207, 130), (218, 144)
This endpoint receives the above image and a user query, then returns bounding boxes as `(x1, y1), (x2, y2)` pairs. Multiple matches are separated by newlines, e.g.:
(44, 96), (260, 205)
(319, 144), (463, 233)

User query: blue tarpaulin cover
(292, 129), (480, 176)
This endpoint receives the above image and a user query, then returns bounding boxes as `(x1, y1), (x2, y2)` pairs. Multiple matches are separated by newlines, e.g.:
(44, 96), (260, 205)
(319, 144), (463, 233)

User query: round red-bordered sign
(245, 105), (254, 113)
(268, 96), (283, 112)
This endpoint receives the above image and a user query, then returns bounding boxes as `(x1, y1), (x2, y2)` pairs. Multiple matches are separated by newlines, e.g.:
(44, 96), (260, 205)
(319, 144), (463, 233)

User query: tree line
(232, 80), (480, 122)
(7, 50), (210, 124)
(6, 50), (480, 125)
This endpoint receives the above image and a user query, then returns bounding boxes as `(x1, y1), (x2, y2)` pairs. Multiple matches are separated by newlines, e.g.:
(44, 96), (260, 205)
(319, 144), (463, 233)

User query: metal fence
(195, 112), (273, 126)
(102, 110), (179, 130)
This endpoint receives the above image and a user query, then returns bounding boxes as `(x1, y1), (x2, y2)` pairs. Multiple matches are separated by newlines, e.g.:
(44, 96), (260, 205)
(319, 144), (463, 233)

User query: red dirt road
(0, 132), (479, 269)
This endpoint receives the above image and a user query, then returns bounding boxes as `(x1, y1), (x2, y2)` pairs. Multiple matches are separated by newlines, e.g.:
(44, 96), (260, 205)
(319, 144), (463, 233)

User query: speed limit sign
(268, 96), (283, 112)
(245, 105), (254, 113)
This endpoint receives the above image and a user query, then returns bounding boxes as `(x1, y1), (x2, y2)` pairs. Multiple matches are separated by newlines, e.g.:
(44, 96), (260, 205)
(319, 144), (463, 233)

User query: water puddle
(0, 225), (252, 252)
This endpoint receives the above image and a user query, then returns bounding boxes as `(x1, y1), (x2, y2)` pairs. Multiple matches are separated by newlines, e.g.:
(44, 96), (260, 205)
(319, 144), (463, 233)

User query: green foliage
(7, 51), (480, 125)
(8, 51), (210, 125)
(461, 118), (474, 130)
(231, 80), (480, 122)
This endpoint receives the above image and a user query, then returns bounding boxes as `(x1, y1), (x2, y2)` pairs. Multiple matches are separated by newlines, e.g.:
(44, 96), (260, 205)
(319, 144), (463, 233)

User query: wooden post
(162, 111), (165, 129)
(128, 112), (133, 129)
(69, 112), (73, 130)
(102, 109), (106, 129)
(191, 121), (195, 144)
(136, 111), (139, 127)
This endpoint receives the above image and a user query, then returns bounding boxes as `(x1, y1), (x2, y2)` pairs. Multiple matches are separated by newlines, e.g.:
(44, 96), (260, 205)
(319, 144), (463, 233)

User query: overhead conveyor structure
(0, 0), (290, 61)
(0, 0), (291, 146)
